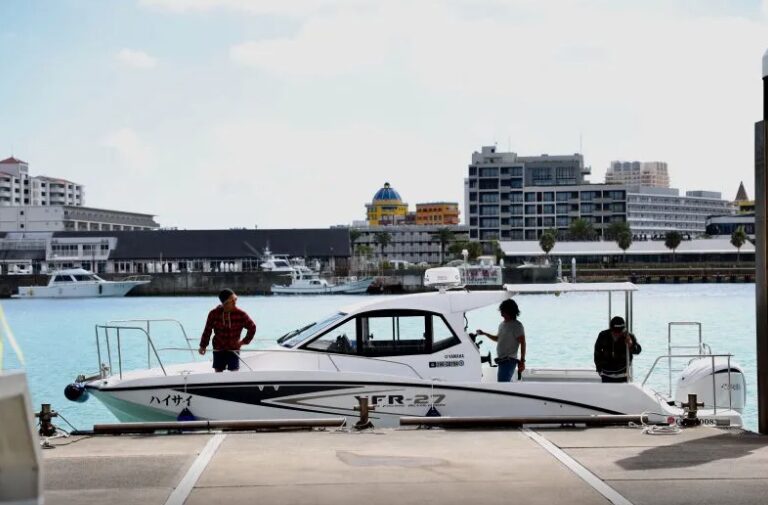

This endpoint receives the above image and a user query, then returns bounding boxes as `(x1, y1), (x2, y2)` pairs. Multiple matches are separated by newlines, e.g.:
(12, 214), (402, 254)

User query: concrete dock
(42, 425), (768, 505)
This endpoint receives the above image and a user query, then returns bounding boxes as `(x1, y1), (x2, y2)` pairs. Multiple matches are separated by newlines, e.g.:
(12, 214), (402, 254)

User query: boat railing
(95, 319), (198, 379)
(92, 319), (425, 381)
(641, 353), (735, 414)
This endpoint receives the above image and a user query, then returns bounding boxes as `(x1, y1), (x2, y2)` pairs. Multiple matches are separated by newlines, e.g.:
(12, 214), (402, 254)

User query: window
(479, 179), (498, 190)
(542, 205), (554, 214)
(543, 192), (554, 202)
(525, 193), (536, 202)
(510, 205), (523, 215)
(53, 275), (73, 283)
(510, 192), (524, 202)
(510, 179), (522, 189)
(525, 205), (536, 215)
(469, 192), (477, 202)
(480, 218), (499, 227)
(479, 167), (499, 177)
(480, 193), (499, 203)
(361, 313), (427, 356)
(510, 167), (523, 177)
(479, 205), (499, 216)
(432, 315), (460, 352)
(306, 318), (357, 354)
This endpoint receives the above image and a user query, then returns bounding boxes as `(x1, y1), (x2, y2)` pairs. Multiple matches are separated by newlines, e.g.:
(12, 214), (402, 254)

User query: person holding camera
(476, 299), (526, 382)
(594, 316), (641, 383)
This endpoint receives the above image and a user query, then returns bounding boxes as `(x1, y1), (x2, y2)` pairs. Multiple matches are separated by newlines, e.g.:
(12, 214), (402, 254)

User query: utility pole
(755, 49), (768, 434)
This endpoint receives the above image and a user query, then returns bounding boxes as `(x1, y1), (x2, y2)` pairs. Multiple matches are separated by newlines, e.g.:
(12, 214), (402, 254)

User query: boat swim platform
(42, 425), (768, 505)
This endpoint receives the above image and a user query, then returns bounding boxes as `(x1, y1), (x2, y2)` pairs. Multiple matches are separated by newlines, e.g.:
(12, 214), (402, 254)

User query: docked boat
(259, 247), (295, 273)
(14, 268), (150, 298)
(271, 269), (373, 295)
(65, 270), (746, 427)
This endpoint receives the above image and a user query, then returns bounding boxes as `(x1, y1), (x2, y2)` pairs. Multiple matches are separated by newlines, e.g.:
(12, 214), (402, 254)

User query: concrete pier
(43, 426), (768, 505)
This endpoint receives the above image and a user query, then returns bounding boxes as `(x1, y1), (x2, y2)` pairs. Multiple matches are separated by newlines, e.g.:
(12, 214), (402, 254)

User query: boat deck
(43, 424), (768, 505)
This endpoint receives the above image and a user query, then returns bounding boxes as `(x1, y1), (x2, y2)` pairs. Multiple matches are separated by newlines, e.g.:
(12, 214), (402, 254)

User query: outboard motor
(674, 357), (746, 413)
(64, 382), (89, 403)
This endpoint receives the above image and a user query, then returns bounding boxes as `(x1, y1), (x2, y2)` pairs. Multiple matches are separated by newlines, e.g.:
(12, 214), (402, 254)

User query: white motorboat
(272, 269), (373, 295)
(259, 247), (295, 273)
(14, 268), (150, 298)
(66, 271), (746, 428)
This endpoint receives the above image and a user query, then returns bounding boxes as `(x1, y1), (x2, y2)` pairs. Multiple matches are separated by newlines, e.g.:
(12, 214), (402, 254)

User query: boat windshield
(278, 312), (346, 348)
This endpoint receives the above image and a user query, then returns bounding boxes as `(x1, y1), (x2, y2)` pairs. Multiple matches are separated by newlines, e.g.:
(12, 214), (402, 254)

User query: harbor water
(0, 284), (759, 432)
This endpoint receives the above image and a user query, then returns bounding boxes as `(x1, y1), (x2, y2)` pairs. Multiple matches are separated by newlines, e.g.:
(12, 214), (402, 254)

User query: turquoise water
(0, 284), (759, 431)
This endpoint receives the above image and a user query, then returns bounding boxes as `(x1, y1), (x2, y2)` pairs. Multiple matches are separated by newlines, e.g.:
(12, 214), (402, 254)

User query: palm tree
(606, 221), (631, 241)
(539, 229), (557, 258)
(373, 231), (392, 263)
(616, 230), (633, 262)
(432, 227), (455, 265)
(664, 231), (682, 263)
(569, 218), (596, 241)
(731, 226), (747, 262)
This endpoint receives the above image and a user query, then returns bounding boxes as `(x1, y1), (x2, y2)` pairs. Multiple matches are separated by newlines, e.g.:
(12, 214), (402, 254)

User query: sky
(0, 0), (767, 229)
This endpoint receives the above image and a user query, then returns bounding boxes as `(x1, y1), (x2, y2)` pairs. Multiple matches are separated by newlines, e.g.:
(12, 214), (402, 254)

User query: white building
(352, 225), (469, 265)
(605, 161), (670, 188)
(0, 205), (159, 232)
(626, 186), (734, 236)
(0, 157), (84, 207)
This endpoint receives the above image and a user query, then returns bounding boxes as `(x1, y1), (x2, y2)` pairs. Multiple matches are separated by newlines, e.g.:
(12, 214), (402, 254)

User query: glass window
(306, 318), (357, 354)
(525, 205), (536, 215)
(479, 167), (499, 177)
(480, 193), (499, 203)
(361, 314), (427, 356)
(510, 192), (524, 202)
(469, 192), (477, 202)
(525, 193), (536, 202)
(543, 192), (554, 202)
(511, 167), (523, 177)
(53, 275), (73, 283)
(510, 179), (522, 189)
(280, 313), (346, 348)
(479, 179), (498, 190)
(542, 204), (555, 214)
(432, 316), (460, 352)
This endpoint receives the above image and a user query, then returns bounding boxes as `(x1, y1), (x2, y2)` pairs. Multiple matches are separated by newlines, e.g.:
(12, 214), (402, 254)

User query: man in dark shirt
(199, 288), (256, 372)
(594, 316), (641, 383)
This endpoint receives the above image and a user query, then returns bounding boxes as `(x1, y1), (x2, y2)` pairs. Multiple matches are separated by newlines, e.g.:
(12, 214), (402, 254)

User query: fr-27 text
(363, 394), (446, 407)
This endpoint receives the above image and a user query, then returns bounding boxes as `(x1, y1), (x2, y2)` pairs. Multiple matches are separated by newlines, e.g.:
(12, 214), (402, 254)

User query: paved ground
(43, 425), (768, 505)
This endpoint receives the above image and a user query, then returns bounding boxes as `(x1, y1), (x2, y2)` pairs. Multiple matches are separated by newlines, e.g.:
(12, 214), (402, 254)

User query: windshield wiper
(277, 323), (316, 345)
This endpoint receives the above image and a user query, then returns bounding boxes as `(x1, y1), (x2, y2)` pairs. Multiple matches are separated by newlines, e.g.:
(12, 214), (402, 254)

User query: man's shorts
(212, 350), (240, 371)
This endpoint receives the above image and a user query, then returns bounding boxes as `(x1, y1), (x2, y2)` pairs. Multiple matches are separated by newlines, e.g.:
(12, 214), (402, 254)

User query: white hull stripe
(522, 428), (633, 505)
(164, 433), (226, 505)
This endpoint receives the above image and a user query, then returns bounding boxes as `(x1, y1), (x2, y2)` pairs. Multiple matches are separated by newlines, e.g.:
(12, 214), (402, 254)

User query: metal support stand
(680, 394), (704, 428)
(35, 404), (58, 437)
(354, 396), (375, 430)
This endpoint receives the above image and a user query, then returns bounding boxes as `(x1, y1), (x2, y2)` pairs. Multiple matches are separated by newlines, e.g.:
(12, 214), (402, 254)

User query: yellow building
(415, 202), (460, 225)
(366, 182), (409, 226)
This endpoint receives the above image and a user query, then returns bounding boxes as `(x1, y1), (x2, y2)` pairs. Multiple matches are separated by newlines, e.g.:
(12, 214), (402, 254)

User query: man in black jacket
(594, 316), (641, 383)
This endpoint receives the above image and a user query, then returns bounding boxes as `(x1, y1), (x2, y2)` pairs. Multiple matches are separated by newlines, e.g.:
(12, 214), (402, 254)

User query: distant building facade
(352, 224), (469, 265)
(733, 181), (755, 214)
(626, 186), (735, 236)
(605, 161), (669, 188)
(0, 228), (349, 275)
(0, 157), (84, 206)
(0, 205), (159, 232)
(415, 202), (460, 225)
(466, 145), (630, 242)
(705, 214), (755, 237)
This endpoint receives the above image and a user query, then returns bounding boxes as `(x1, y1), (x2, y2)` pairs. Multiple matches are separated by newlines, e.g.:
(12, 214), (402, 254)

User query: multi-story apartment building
(0, 205), (159, 232)
(415, 202), (460, 225)
(626, 187), (735, 236)
(352, 224), (469, 265)
(605, 161), (670, 188)
(466, 146), (628, 242)
(0, 157), (84, 206)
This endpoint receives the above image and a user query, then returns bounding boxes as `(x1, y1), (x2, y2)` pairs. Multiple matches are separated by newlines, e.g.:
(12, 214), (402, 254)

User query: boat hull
(272, 277), (373, 295)
(13, 280), (149, 298)
(87, 372), (677, 427)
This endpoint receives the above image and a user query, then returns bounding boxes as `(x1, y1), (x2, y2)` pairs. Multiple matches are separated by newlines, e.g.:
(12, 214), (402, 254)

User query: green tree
(731, 226), (748, 262)
(373, 231), (392, 262)
(664, 231), (682, 263)
(432, 227), (455, 265)
(606, 221), (631, 241)
(539, 229), (557, 257)
(357, 244), (373, 259)
(448, 241), (482, 261)
(490, 240), (505, 263)
(616, 230), (633, 261)
(569, 218), (596, 241)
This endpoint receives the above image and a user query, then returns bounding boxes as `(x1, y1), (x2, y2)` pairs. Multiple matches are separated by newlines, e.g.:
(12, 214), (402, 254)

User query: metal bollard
(353, 396), (375, 430)
(681, 393), (704, 427)
(35, 404), (59, 437)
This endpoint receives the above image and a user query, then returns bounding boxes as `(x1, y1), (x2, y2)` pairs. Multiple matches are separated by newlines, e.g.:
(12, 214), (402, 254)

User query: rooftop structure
(605, 161), (669, 188)
(365, 182), (409, 226)
(0, 157), (84, 207)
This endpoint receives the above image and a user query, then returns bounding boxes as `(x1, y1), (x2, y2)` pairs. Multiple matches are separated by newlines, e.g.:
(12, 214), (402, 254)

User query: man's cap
(218, 288), (235, 303)
(610, 316), (626, 329)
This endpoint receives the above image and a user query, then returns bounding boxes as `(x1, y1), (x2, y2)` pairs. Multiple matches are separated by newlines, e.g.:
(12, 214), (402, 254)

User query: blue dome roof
(373, 182), (402, 202)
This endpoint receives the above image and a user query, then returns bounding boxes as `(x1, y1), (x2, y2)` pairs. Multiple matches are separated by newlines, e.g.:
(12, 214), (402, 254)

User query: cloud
(139, 0), (353, 16)
(102, 128), (156, 173)
(116, 49), (158, 69)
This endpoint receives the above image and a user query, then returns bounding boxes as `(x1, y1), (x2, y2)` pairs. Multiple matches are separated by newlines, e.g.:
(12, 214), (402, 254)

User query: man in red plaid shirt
(198, 288), (256, 372)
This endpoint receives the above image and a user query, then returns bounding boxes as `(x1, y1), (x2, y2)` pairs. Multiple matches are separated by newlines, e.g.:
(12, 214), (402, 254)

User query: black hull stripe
(89, 380), (623, 415)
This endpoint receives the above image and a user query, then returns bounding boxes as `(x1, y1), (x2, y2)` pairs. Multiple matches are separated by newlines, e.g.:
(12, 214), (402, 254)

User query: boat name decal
(150, 394), (192, 407)
(429, 360), (464, 368)
(443, 353), (464, 359)
(359, 393), (446, 408)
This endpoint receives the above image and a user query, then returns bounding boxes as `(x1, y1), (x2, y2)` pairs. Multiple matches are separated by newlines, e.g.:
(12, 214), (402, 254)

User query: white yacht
(272, 269), (373, 295)
(66, 270), (746, 427)
(14, 268), (150, 298)
(259, 247), (295, 273)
